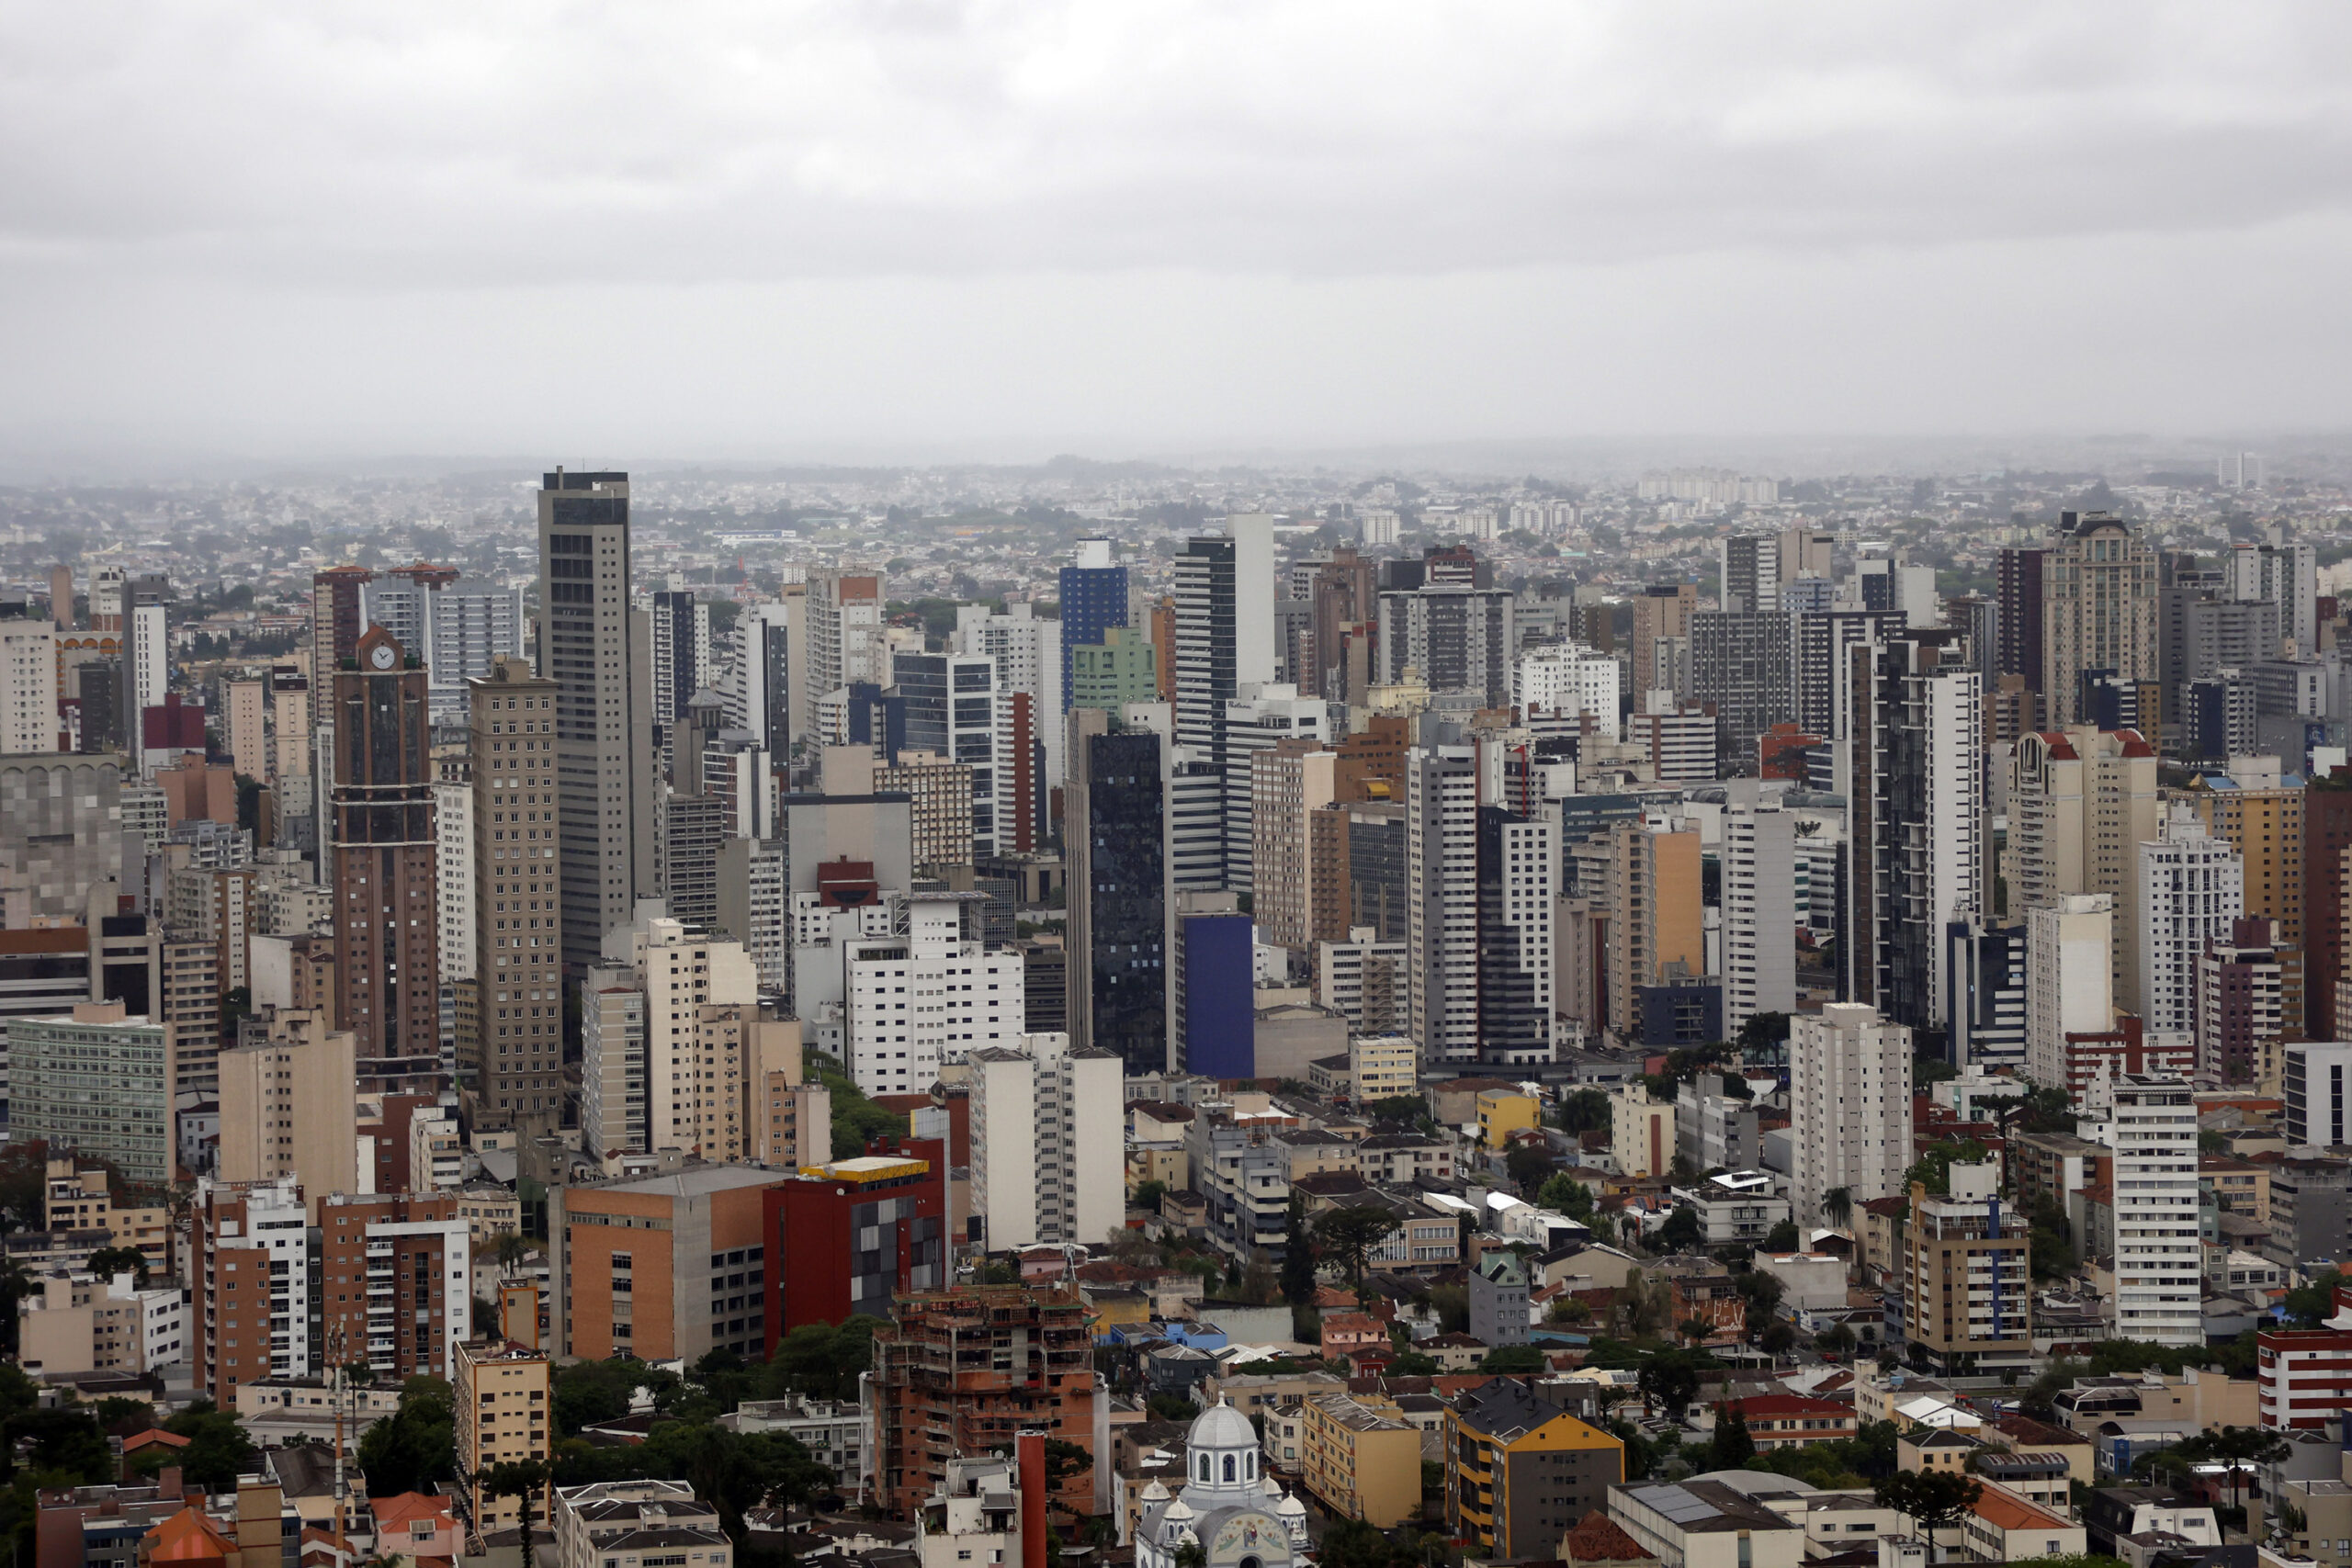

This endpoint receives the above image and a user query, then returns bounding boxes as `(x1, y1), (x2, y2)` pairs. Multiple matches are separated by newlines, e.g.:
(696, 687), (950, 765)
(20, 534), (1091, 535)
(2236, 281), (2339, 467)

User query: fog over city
(6, 4), (2352, 469)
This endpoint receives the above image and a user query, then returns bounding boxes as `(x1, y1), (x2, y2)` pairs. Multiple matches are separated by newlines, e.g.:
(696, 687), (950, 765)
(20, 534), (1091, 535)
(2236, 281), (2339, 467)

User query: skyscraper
(362, 567), (525, 725)
(537, 470), (658, 970)
(462, 656), (564, 1131)
(331, 626), (439, 1059)
(1718, 533), (1780, 615)
(732, 600), (797, 752)
(1376, 583), (1517, 707)
(1058, 538), (1130, 712)
(311, 564), (374, 676)
(2041, 512), (2156, 728)
(1065, 717), (1169, 1074)
(1849, 629), (1981, 1031)
(2085, 1073), (2201, 1346)
(1406, 744), (1557, 1066)
(2006, 726), (2160, 1002)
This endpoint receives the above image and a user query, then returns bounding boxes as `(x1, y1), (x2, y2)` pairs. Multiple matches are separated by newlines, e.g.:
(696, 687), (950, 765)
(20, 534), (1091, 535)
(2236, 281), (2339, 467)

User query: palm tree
(1679, 1316), (1712, 1348)
(494, 1230), (530, 1282)
(1823, 1187), (1852, 1229)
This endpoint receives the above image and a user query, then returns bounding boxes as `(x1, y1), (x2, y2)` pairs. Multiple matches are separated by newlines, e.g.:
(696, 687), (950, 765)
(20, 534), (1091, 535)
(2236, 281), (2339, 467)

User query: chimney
(1017, 1430), (1047, 1568)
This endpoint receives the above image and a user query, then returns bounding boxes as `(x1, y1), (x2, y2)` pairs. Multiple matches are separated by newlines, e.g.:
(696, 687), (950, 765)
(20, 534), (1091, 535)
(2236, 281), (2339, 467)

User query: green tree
(1504, 1143), (1555, 1195)
(1758, 1219), (1800, 1253)
(1555, 1089), (1612, 1133)
(1873, 1470), (1983, 1555)
(2287, 1269), (2346, 1327)
(1708, 1403), (1756, 1471)
(1537, 1172), (1595, 1222)
(1386, 1350), (1440, 1376)
(1131, 1179), (1168, 1213)
(759, 1316), (878, 1404)
(85, 1246), (149, 1282)
(1281, 1197), (1318, 1305)
(1815, 1323), (1858, 1359)
(1312, 1205), (1398, 1282)
(481, 1460), (551, 1568)
(1654, 1206), (1704, 1253)
(1480, 1345), (1545, 1373)
(356, 1376), (454, 1496)
(1638, 1348), (1703, 1418)
(143, 1406), (254, 1492)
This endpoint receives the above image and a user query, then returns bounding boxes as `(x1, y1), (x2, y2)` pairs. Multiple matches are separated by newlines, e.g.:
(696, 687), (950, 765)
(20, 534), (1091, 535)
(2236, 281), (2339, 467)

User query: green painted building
(1069, 626), (1158, 710)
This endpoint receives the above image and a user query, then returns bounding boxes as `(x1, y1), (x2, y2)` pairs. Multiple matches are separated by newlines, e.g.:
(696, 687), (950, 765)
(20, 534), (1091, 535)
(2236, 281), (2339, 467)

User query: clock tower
(331, 627), (440, 1060)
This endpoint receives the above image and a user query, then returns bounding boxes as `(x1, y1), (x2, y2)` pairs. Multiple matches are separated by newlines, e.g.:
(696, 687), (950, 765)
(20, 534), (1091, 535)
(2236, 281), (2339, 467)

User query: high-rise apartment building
(1250, 741), (1340, 953)
(2182, 763), (2306, 1031)
(1626, 695), (1717, 784)
(8, 1003), (176, 1188)
(1790, 1003), (1914, 1227)
(2041, 512), (2157, 728)
(0, 623), (58, 753)
(2007, 726), (2160, 1001)
(648, 588), (712, 750)
(1944, 918), (2026, 1073)
(1631, 583), (1695, 700)
(1849, 629), (1981, 1030)
(1065, 720), (1167, 1074)
(2085, 1073), (2202, 1345)
(2307, 774), (2352, 1040)
(1515, 643), (1622, 739)
(125, 602), (168, 773)
(330, 627), (438, 1059)
(538, 470), (658, 971)
(2135, 810), (2243, 1042)
(1058, 539), (1129, 712)
(1303, 547), (1378, 703)
(462, 656), (563, 1130)
(1377, 585), (1516, 708)
(1899, 1162), (2032, 1376)
(1718, 533), (1780, 615)
(842, 895), (1023, 1096)
(1792, 608), (1901, 744)
(1069, 626), (1157, 711)
(455, 1339), (551, 1532)
(1407, 746), (1479, 1064)
(1996, 546), (2046, 699)
(732, 598), (797, 754)
(967, 1032), (1123, 1251)
(804, 571), (888, 731)
(1721, 794), (1796, 1036)
(2201, 918), (2290, 1093)
(362, 570), (526, 725)
(955, 601), (1062, 785)
(1690, 611), (1792, 770)
(1221, 685), (1330, 891)
(578, 908), (785, 1165)
(2024, 894), (2115, 1097)
(893, 652), (1012, 859)
(1568, 819), (1702, 1043)
(214, 1010), (356, 1206)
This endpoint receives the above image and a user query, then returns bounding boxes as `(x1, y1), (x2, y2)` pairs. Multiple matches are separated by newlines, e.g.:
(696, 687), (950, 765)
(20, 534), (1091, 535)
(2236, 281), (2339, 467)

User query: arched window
(1245, 1452), (1256, 1480)
(1199, 1454), (1212, 1482)
(1223, 1455), (1236, 1483)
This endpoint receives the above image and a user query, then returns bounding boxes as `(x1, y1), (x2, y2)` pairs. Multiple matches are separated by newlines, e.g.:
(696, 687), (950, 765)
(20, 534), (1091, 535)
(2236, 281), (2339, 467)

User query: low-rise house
(1716, 1394), (1856, 1450)
(1960, 1482), (2086, 1562)
(1607, 1480), (1805, 1568)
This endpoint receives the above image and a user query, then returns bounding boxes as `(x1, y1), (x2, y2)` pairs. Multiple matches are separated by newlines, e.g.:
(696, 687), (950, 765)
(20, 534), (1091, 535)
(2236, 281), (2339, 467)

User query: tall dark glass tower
(1068, 726), (1167, 1075)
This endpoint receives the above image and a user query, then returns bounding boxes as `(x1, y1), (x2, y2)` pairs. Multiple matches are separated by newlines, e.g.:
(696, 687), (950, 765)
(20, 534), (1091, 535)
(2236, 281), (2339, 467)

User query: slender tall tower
(2041, 512), (2155, 728)
(332, 627), (440, 1058)
(537, 470), (658, 969)
(462, 657), (564, 1131)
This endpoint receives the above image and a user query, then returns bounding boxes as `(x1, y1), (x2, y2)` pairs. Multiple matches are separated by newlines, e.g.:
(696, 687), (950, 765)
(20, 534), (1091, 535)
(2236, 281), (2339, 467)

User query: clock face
(370, 643), (397, 669)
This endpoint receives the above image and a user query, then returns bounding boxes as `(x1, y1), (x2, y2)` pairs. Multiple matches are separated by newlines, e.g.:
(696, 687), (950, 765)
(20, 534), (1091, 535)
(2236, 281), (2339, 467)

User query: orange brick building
(870, 1285), (1107, 1518)
(550, 1165), (787, 1364)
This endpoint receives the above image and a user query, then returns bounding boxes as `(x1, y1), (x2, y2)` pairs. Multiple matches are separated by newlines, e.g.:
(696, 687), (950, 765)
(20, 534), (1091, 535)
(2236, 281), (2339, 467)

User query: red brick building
(764, 1138), (948, 1340)
(330, 626), (439, 1058)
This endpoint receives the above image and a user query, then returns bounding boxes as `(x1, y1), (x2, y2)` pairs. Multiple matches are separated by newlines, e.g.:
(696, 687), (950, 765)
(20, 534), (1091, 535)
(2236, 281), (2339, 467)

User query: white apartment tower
(1790, 1003), (1914, 1227)
(2085, 1073), (2202, 1345)
(127, 602), (168, 771)
(1220, 684), (1331, 892)
(2025, 894), (2115, 1094)
(955, 602), (1065, 784)
(2135, 808), (2243, 1040)
(1721, 794), (1797, 1035)
(841, 894), (1023, 1096)
(967, 1032), (1123, 1251)
(2007, 726), (2160, 1003)
(1514, 643), (1622, 740)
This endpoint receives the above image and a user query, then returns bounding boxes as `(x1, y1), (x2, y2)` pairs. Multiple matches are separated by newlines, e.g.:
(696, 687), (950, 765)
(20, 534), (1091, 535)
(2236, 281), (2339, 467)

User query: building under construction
(868, 1285), (1110, 1517)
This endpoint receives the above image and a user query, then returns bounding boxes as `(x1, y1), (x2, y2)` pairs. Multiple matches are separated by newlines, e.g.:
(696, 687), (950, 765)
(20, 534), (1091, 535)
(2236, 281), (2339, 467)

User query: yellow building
(1300, 1392), (1422, 1529)
(1475, 1090), (1541, 1146)
(1445, 1381), (1624, 1557)
(44, 1160), (170, 1269)
(456, 1337), (552, 1529)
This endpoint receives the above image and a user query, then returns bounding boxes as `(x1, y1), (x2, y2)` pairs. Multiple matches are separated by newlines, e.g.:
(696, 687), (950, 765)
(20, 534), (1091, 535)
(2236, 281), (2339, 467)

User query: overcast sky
(6, 3), (2351, 468)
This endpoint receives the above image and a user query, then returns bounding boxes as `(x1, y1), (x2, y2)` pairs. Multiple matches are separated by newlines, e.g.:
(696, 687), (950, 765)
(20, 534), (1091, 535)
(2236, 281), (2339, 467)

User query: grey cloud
(6, 3), (2352, 288)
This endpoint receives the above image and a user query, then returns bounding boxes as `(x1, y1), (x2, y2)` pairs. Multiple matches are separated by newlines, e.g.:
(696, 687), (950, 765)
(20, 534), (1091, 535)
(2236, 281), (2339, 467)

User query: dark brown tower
(332, 626), (439, 1058)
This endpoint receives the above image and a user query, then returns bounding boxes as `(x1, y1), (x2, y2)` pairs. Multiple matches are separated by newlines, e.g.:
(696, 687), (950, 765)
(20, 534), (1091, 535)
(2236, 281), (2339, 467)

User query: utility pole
(330, 1325), (348, 1552)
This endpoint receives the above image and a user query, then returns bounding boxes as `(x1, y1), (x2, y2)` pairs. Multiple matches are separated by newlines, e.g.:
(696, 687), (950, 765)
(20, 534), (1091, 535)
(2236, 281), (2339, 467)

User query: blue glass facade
(1059, 561), (1130, 710)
